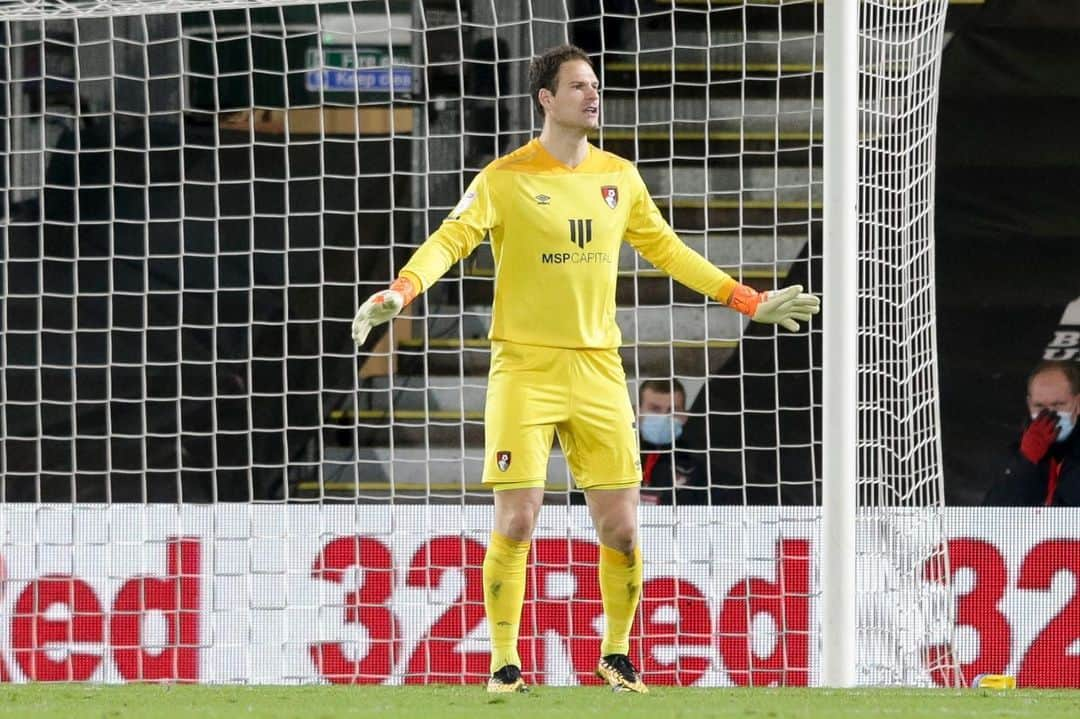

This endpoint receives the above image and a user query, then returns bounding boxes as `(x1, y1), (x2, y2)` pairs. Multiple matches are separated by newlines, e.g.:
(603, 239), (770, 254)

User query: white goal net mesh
(0, 0), (954, 686)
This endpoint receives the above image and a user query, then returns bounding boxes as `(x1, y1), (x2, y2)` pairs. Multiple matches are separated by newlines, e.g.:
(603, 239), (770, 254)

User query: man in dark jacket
(637, 379), (709, 505)
(984, 360), (1080, 506)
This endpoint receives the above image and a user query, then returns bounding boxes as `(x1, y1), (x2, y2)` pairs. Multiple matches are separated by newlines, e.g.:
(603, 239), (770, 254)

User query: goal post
(0, 0), (955, 686)
(821, 0), (858, 689)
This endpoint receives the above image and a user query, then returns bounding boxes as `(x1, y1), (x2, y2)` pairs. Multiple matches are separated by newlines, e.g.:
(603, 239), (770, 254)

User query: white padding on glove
(352, 289), (405, 347)
(752, 284), (821, 332)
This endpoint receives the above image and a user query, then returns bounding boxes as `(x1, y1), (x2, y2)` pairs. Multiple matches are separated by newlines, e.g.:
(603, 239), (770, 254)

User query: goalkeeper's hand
(727, 283), (820, 332)
(352, 276), (417, 348)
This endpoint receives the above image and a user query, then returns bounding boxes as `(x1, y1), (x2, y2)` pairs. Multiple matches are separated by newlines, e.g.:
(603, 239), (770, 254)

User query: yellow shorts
(482, 340), (642, 491)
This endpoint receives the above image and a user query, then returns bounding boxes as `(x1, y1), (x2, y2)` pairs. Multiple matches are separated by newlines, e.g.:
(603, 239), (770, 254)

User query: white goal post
(0, 0), (955, 686)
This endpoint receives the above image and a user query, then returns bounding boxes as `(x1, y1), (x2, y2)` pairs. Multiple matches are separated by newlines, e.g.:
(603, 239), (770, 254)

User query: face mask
(1055, 410), (1075, 443)
(640, 414), (683, 446)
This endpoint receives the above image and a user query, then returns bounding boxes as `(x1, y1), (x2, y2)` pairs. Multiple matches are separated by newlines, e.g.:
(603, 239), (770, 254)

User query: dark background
(934, 0), (1080, 504)
(2, 0), (1077, 504)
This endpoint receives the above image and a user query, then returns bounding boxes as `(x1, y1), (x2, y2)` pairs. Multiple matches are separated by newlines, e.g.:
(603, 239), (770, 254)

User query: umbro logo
(535, 194), (551, 205)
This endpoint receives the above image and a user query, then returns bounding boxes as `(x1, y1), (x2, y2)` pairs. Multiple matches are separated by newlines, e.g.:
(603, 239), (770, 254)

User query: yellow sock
(483, 531), (531, 674)
(599, 544), (642, 657)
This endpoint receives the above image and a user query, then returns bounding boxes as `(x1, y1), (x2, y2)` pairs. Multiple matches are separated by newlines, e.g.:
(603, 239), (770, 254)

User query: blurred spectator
(638, 379), (708, 506)
(984, 360), (1080, 506)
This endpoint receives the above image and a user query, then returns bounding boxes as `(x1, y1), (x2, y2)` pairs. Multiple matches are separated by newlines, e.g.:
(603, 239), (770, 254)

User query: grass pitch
(1, 685), (1078, 719)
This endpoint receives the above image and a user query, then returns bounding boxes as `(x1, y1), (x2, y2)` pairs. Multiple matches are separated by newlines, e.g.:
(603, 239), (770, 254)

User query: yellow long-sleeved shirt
(400, 138), (738, 349)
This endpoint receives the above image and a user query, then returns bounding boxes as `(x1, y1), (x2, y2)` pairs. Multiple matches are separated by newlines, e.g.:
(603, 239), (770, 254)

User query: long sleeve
(399, 171), (497, 293)
(623, 168), (740, 304)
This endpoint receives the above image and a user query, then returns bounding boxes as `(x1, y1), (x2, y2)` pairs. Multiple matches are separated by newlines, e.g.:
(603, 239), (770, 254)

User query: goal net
(0, 0), (954, 686)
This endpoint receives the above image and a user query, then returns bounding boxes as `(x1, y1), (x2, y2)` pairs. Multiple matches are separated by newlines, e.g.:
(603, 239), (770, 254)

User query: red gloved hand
(1020, 410), (1059, 464)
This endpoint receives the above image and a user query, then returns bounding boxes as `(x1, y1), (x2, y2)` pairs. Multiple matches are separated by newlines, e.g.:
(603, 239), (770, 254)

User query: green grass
(1, 686), (1079, 719)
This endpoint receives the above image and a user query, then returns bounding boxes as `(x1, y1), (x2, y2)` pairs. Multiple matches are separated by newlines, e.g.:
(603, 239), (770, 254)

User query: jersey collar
(531, 137), (595, 172)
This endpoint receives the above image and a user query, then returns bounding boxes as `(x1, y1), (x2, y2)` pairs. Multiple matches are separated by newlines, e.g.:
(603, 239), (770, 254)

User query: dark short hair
(527, 44), (593, 119)
(1028, 360), (1080, 395)
(639, 378), (687, 404)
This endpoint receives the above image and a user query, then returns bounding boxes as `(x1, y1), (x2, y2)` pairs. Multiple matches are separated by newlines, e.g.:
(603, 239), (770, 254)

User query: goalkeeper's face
(544, 59), (601, 133)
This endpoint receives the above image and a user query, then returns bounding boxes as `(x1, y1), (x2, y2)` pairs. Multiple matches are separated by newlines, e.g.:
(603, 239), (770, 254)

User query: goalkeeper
(353, 44), (819, 693)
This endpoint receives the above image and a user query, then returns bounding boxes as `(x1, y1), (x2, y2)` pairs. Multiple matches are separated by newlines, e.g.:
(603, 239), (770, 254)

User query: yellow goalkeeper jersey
(399, 138), (738, 349)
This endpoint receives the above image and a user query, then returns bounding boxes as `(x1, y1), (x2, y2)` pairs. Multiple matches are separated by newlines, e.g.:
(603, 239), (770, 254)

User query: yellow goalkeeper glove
(727, 283), (820, 332)
(352, 276), (417, 348)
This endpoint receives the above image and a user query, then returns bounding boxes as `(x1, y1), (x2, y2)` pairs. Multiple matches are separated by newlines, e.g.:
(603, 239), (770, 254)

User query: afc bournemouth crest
(601, 185), (618, 209)
(496, 450), (512, 472)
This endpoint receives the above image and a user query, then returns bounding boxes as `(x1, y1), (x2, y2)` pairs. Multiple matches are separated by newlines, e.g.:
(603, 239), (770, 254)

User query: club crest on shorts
(601, 185), (618, 209)
(496, 450), (512, 472)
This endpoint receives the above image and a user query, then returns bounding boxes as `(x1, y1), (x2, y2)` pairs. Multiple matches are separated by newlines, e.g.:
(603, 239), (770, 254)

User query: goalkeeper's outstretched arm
(352, 174), (494, 348)
(351, 223), (484, 347)
(623, 167), (819, 332)
(629, 229), (820, 332)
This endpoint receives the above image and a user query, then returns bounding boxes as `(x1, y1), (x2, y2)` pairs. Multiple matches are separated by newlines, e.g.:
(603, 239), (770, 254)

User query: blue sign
(305, 67), (413, 93)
